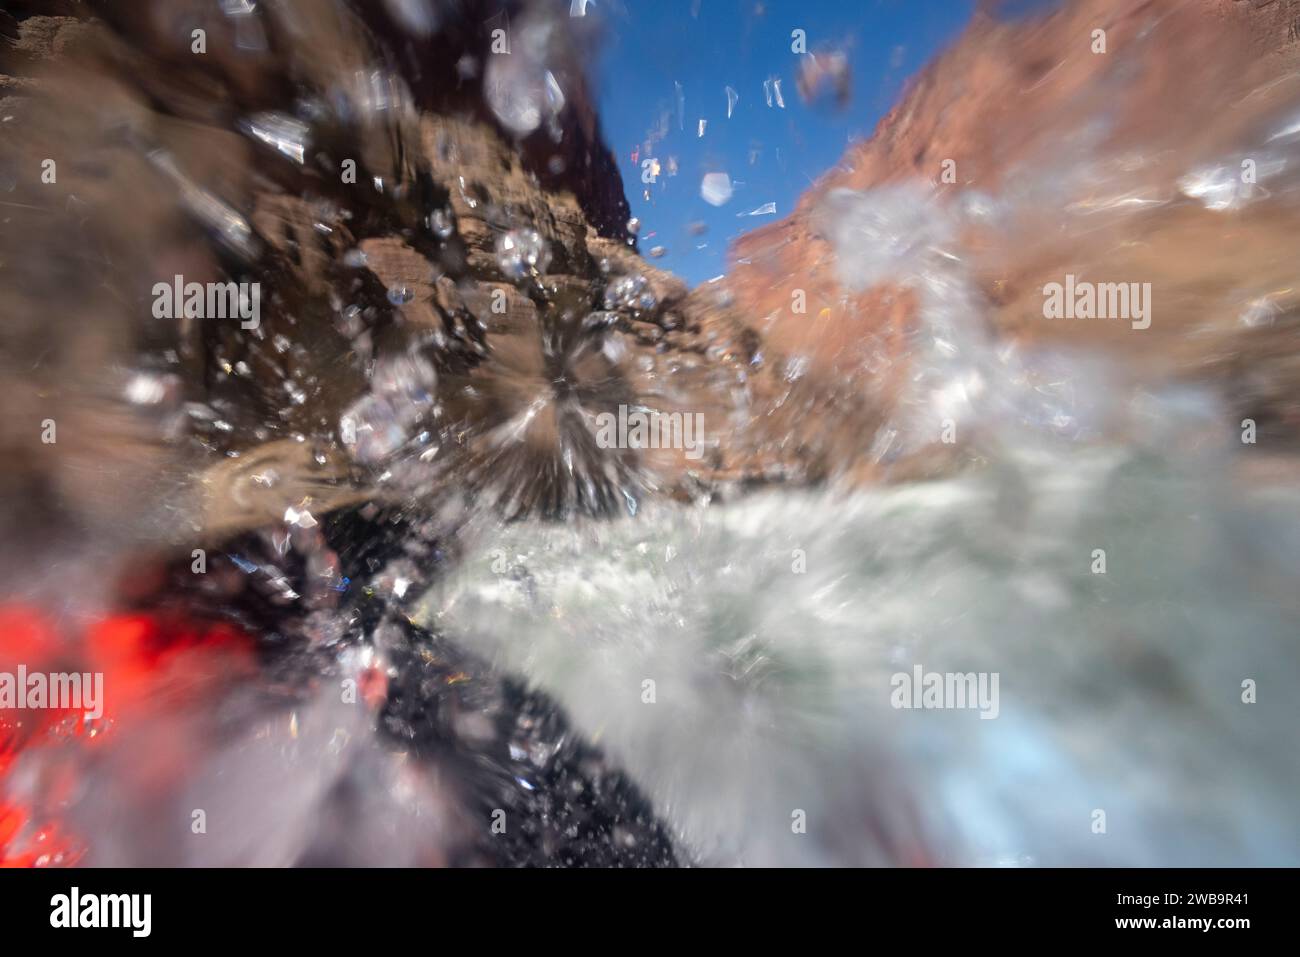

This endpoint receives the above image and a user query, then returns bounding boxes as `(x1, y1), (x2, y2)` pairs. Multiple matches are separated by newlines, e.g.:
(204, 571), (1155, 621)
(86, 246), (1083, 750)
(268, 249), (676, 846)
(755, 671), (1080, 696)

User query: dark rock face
(80, 0), (635, 243)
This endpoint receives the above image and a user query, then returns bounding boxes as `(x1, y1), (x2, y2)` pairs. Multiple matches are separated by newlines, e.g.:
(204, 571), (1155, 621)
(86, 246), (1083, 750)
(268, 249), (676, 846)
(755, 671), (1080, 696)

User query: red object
(0, 604), (255, 866)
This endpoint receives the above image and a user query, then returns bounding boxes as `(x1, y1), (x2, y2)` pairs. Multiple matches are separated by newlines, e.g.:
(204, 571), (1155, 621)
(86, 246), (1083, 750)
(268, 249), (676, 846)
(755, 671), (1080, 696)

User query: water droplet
(763, 76), (786, 109)
(372, 353), (437, 405)
(495, 228), (551, 280)
(701, 172), (732, 206)
(385, 0), (439, 36)
(339, 394), (408, 464)
(338, 304), (364, 337)
(603, 274), (654, 311)
(123, 371), (178, 406)
(484, 43), (566, 136)
(339, 353), (437, 464)
(429, 208), (455, 239)
(238, 112), (310, 164)
(583, 310), (619, 332)
(284, 504), (318, 529)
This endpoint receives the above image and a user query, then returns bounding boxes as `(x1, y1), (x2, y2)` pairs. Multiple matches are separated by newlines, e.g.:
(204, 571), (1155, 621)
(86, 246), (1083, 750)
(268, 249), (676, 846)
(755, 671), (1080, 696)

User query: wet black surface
(134, 502), (679, 867)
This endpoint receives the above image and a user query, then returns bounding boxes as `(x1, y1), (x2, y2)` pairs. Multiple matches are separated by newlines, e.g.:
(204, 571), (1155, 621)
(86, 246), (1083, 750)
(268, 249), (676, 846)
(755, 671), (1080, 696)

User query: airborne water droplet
(238, 112), (310, 164)
(603, 274), (655, 311)
(495, 228), (551, 280)
(429, 208), (455, 238)
(701, 172), (732, 206)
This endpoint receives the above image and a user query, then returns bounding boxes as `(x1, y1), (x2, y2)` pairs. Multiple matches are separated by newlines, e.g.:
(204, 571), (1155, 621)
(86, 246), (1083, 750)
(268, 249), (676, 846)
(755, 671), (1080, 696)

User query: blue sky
(590, 0), (977, 285)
